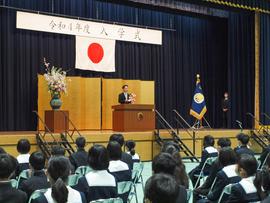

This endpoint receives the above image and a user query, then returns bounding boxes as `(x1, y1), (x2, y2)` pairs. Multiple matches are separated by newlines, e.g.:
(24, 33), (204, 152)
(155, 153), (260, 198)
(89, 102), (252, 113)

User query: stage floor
(0, 128), (261, 161)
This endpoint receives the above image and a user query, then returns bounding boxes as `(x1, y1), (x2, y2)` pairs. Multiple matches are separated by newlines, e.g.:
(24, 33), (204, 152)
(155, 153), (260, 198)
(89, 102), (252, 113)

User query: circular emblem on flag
(194, 93), (204, 104)
(87, 43), (104, 64)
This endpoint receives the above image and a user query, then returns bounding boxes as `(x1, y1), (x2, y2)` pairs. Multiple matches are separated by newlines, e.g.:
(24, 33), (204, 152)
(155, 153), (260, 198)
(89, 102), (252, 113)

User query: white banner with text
(16, 11), (162, 45)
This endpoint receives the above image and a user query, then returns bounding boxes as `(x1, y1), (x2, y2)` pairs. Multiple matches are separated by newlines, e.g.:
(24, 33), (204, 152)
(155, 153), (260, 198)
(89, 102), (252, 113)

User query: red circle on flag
(87, 43), (104, 64)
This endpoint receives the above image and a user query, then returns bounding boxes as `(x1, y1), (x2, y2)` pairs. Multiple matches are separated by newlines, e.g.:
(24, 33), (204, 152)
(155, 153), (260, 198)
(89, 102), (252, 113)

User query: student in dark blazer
(189, 135), (218, 187)
(107, 141), (132, 203)
(0, 153), (27, 203)
(18, 152), (50, 199)
(74, 145), (117, 202)
(226, 154), (259, 203)
(69, 137), (88, 170)
(118, 85), (131, 104)
(194, 138), (232, 199)
(198, 147), (241, 203)
(109, 134), (133, 170)
(234, 133), (254, 158)
(31, 156), (86, 203)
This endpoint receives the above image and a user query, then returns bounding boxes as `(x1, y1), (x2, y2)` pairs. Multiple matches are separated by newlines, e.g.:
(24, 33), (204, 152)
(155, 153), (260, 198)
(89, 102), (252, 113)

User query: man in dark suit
(0, 153), (27, 203)
(118, 85), (131, 104)
(222, 92), (230, 128)
(18, 152), (50, 199)
(109, 134), (133, 170)
(69, 136), (88, 170)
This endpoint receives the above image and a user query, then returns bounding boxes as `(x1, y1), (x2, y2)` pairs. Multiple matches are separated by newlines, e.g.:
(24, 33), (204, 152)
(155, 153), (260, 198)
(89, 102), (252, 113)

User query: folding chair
(28, 189), (48, 203)
(90, 198), (123, 203)
(217, 184), (233, 203)
(117, 181), (133, 203)
(133, 162), (144, 191)
(75, 165), (93, 176)
(258, 152), (270, 170)
(10, 179), (18, 189)
(194, 157), (217, 188)
(67, 174), (81, 187)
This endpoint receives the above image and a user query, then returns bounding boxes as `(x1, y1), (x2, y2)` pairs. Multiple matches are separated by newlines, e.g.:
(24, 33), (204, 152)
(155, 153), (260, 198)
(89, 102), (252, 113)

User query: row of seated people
(189, 133), (270, 203)
(0, 133), (141, 203)
(144, 134), (270, 203)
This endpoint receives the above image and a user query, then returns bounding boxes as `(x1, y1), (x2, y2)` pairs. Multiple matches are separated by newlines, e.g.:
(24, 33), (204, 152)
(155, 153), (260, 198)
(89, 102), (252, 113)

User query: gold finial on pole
(196, 74), (200, 83)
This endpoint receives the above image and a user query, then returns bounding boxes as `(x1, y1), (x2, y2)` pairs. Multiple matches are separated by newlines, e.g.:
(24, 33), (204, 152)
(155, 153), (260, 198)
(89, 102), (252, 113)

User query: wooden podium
(45, 110), (69, 133)
(112, 104), (155, 132)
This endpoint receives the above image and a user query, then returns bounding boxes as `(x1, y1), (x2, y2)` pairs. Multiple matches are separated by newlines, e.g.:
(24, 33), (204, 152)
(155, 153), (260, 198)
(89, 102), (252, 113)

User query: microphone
(236, 120), (243, 132)
(236, 120), (242, 125)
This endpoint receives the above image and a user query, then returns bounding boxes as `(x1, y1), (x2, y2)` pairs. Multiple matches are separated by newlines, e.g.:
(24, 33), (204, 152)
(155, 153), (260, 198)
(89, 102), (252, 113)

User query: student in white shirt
(32, 156), (86, 203)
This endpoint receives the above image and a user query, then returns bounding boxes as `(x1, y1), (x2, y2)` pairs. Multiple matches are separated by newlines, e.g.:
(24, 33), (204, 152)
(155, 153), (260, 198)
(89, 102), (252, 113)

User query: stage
(0, 128), (261, 161)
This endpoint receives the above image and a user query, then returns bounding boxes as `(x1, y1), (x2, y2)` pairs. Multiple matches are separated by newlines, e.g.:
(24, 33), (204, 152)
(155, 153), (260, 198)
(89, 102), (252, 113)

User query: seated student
(194, 138), (231, 198)
(125, 140), (140, 163)
(16, 139), (31, 176)
(74, 145), (117, 202)
(225, 154), (259, 203)
(234, 133), (254, 157)
(107, 141), (132, 181)
(107, 141), (132, 203)
(18, 151), (50, 199)
(144, 173), (180, 203)
(198, 147), (240, 203)
(50, 145), (65, 157)
(69, 137), (88, 170)
(109, 134), (133, 169)
(0, 153), (27, 203)
(188, 135), (218, 187)
(152, 153), (187, 203)
(254, 167), (270, 203)
(161, 142), (189, 189)
(31, 156), (86, 203)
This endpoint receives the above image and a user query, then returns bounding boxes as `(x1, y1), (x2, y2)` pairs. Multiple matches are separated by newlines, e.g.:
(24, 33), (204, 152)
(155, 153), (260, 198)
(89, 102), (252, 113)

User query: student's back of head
(125, 140), (136, 156)
(219, 147), (237, 167)
(145, 173), (179, 203)
(0, 153), (17, 180)
(236, 133), (250, 146)
(217, 138), (231, 148)
(17, 139), (30, 154)
(75, 136), (86, 149)
(29, 151), (46, 171)
(109, 134), (125, 147)
(51, 145), (65, 156)
(88, 144), (109, 170)
(47, 156), (71, 203)
(152, 153), (177, 176)
(107, 141), (122, 161)
(237, 154), (257, 178)
(203, 135), (215, 147)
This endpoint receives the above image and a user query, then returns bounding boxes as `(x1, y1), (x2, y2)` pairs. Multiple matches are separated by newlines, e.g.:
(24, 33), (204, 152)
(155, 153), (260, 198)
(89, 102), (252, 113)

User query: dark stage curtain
(260, 14), (270, 125)
(0, 0), (254, 130)
(227, 12), (255, 128)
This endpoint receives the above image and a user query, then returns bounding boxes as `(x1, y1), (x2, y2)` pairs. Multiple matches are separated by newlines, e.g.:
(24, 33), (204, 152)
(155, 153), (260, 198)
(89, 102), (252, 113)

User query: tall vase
(50, 92), (62, 110)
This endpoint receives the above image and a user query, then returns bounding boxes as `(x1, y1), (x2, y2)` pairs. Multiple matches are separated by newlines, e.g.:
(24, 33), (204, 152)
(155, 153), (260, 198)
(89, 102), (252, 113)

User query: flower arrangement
(43, 58), (67, 96)
(129, 93), (136, 104)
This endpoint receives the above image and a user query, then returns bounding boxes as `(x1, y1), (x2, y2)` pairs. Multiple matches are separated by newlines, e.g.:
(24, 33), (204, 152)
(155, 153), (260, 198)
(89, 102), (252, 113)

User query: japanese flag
(75, 36), (116, 72)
